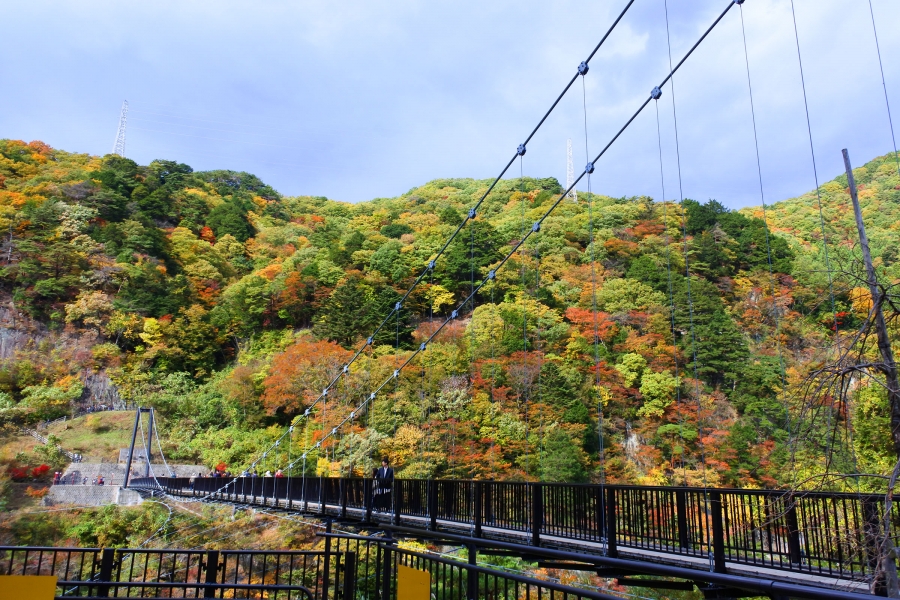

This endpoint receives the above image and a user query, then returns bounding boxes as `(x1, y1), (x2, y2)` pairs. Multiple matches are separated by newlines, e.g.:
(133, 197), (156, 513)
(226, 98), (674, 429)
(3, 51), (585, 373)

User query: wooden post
(844, 148), (900, 457)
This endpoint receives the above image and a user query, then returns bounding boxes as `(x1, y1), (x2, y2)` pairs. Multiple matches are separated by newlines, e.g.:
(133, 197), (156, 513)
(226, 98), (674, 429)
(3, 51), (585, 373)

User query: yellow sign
(397, 564), (430, 600)
(0, 575), (58, 600)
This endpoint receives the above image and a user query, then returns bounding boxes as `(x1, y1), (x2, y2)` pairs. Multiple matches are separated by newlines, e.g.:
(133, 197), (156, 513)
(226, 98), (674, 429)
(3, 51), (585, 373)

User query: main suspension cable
(867, 0), (900, 177)
(286, 0), (742, 466)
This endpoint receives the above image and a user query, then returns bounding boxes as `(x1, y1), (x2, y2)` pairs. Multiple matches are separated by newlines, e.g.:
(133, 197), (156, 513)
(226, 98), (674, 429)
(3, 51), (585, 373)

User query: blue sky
(2, 0), (898, 208)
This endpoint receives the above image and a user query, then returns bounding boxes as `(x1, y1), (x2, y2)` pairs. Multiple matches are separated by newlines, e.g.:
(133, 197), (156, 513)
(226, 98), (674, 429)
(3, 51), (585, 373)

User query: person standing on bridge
(374, 458), (394, 512)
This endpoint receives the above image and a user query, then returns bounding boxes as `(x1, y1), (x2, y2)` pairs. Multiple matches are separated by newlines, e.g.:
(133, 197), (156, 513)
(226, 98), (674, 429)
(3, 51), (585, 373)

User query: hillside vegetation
(0, 139), (897, 491)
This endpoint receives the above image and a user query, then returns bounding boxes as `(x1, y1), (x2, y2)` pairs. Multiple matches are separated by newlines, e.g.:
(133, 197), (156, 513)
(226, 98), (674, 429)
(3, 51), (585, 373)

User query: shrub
(25, 486), (49, 498)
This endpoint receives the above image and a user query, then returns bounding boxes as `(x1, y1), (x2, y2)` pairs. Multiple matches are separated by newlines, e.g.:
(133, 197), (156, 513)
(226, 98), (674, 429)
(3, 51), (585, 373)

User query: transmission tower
(566, 138), (577, 202)
(113, 100), (128, 157)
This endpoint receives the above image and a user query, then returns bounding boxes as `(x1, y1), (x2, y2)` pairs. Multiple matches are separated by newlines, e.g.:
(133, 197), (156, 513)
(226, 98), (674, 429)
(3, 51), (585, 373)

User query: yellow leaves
(64, 290), (113, 328)
(139, 318), (165, 347)
(380, 424), (425, 469)
(424, 284), (455, 314)
(849, 287), (872, 318)
(105, 310), (143, 342)
(593, 385), (612, 408)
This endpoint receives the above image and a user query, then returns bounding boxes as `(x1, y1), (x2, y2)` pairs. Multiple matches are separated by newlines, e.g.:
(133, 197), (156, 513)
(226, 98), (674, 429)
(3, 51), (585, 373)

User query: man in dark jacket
(374, 458), (394, 512)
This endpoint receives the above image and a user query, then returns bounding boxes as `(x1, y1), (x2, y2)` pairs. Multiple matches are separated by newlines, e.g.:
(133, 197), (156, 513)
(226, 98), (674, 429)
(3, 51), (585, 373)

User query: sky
(2, 0), (898, 208)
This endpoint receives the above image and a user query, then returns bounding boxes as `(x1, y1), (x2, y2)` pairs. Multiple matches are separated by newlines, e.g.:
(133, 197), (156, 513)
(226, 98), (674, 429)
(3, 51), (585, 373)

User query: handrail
(131, 475), (896, 585)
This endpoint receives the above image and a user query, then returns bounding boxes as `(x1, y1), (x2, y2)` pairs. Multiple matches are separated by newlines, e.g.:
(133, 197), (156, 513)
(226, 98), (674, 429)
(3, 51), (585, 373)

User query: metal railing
(0, 545), (352, 599)
(132, 476), (898, 583)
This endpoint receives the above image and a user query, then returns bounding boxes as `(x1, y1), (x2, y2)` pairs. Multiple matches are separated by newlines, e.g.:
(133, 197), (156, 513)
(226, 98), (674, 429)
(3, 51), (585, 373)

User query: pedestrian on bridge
(374, 458), (394, 512)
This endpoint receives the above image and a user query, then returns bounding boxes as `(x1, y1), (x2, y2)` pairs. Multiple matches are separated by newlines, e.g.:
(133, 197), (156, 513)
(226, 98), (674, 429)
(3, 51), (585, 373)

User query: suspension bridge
(6, 0), (900, 598)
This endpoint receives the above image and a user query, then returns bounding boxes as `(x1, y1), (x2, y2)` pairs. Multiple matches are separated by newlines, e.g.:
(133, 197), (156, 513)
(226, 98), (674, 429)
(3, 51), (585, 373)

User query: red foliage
(8, 467), (28, 481)
(199, 226), (216, 244)
(31, 464), (50, 478)
(215, 462), (227, 473)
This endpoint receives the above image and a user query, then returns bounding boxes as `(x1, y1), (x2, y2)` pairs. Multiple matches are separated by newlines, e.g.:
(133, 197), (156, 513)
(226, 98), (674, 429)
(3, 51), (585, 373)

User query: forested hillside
(1, 139), (897, 491)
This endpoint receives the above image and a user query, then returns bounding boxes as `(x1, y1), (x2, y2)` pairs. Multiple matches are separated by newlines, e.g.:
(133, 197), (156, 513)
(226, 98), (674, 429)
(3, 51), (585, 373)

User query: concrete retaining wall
(43, 485), (143, 507)
(57, 462), (204, 486)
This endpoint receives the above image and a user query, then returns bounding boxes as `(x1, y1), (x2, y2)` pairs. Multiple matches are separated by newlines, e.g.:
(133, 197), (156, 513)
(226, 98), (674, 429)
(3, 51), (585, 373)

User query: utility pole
(843, 149), (900, 458)
(566, 139), (577, 202)
(113, 100), (128, 157)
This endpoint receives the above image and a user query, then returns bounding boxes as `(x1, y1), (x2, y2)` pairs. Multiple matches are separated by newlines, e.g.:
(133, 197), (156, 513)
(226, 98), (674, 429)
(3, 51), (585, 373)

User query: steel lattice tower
(113, 100), (129, 157)
(566, 138), (577, 202)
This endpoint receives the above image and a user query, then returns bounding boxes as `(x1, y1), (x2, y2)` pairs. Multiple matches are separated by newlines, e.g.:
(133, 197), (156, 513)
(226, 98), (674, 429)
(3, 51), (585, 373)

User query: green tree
(540, 427), (587, 482)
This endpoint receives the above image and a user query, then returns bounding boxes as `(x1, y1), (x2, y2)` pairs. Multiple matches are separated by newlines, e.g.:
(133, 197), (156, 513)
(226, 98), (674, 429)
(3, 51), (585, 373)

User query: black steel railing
(0, 545), (352, 598)
(131, 476), (899, 583)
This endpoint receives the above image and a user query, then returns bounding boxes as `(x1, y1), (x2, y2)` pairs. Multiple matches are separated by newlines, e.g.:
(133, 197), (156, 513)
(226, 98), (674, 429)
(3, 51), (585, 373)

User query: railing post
(428, 479), (438, 531)
(467, 544), (478, 600)
(202, 550), (219, 598)
(709, 491), (727, 573)
(343, 551), (357, 600)
(96, 547), (116, 598)
(340, 478), (349, 520)
(322, 519), (332, 600)
(393, 480), (402, 525)
(381, 531), (393, 600)
(365, 478), (374, 523)
(605, 486), (618, 558)
(474, 481), (483, 538)
(594, 485), (606, 543)
(319, 475), (326, 516)
(676, 489), (690, 549)
(531, 483), (543, 547)
(785, 493), (803, 566)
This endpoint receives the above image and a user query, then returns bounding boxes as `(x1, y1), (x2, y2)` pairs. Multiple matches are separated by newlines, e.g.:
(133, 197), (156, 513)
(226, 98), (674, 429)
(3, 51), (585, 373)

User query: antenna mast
(113, 100), (128, 157)
(566, 138), (577, 202)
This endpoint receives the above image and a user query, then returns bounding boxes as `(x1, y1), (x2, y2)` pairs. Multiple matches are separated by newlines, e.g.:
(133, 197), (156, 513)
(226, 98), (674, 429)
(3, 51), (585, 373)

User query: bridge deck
(133, 476), (887, 595)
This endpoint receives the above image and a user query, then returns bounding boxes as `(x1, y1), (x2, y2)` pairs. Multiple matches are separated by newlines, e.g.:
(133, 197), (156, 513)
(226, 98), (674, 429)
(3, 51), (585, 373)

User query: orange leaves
(261, 338), (352, 416)
(564, 307), (617, 343)
(199, 226), (216, 244)
(603, 237), (640, 258)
